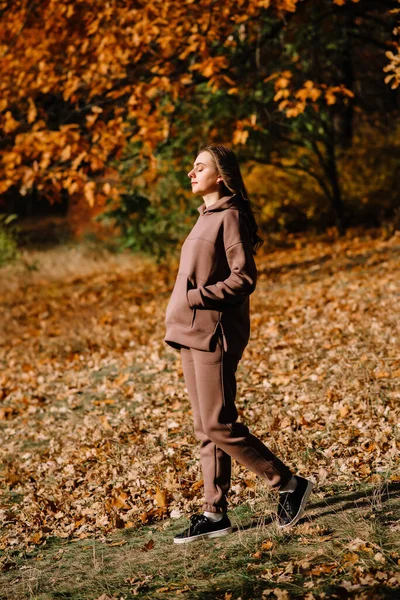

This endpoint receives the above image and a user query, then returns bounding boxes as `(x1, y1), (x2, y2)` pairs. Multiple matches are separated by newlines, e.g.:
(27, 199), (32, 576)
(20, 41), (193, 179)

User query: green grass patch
(1, 483), (399, 600)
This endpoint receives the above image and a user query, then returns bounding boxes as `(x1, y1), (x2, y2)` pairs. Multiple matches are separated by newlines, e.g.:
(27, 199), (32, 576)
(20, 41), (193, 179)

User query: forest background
(0, 0), (399, 256)
(0, 1), (400, 600)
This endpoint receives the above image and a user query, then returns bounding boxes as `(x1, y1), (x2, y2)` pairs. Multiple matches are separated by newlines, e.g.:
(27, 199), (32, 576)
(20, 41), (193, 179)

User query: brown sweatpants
(180, 332), (292, 513)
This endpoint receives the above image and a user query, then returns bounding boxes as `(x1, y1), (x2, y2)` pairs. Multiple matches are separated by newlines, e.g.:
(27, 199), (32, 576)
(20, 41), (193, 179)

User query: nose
(188, 168), (195, 178)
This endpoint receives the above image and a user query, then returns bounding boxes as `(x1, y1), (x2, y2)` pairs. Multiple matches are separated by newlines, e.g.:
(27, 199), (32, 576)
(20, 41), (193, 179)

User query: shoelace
(189, 514), (209, 526)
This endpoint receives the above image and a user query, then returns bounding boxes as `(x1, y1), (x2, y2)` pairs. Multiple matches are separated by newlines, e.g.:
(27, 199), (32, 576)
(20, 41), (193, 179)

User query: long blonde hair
(199, 143), (264, 254)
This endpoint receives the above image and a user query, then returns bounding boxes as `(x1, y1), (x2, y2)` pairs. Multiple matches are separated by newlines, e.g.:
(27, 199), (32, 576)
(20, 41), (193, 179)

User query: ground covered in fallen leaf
(0, 229), (399, 599)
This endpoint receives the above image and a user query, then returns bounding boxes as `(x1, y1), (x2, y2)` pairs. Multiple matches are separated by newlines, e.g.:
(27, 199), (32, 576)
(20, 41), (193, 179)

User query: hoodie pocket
(192, 307), (221, 333)
(165, 275), (195, 329)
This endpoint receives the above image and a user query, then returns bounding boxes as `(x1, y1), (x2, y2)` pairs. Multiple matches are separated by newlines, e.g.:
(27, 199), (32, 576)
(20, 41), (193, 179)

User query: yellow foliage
(27, 98), (37, 124)
(3, 111), (19, 133)
(0, 0), (394, 209)
(384, 47), (400, 90)
(84, 181), (96, 208)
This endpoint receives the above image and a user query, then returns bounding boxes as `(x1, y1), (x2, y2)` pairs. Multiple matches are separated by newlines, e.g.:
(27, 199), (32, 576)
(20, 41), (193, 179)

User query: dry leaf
(142, 539), (155, 552)
(107, 540), (126, 547)
(273, 589), (290, 600)
(261, 540), (274, 551)
(154, 488), (168, 508)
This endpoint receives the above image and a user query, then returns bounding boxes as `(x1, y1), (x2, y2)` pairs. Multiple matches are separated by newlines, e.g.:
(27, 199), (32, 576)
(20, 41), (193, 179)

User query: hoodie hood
(197, 194), (240, 216)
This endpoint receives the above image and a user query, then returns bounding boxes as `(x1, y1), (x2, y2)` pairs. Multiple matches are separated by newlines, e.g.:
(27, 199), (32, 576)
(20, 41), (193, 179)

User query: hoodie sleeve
(187, 210), (257, 310)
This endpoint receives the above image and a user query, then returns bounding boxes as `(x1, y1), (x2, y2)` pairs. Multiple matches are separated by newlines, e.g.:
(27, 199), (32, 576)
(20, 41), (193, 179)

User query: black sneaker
(277, 476), (313, 529)
(173, 513), (232, 544)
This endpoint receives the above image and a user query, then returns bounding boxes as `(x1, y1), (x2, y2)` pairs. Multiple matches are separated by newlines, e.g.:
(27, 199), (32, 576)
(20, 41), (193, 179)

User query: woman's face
(187, 151), (222, 196)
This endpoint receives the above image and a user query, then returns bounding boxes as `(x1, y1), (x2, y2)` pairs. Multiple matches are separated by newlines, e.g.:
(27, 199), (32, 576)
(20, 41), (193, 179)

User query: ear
(217, 176), (223, 183)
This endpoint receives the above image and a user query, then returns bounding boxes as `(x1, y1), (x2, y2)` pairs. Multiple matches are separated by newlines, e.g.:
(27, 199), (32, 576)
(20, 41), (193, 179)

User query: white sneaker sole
(173, 526), (233, 544)
(278, 480), (314, 529)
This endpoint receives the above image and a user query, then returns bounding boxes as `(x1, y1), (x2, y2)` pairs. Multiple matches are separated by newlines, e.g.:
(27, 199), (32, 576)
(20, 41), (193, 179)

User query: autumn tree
(151, 0), (399, 233)
(0, 0), (398, 237)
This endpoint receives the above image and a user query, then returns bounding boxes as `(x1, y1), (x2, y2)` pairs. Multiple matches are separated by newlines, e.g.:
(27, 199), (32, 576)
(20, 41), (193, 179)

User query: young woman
(164, 144), (313, 544)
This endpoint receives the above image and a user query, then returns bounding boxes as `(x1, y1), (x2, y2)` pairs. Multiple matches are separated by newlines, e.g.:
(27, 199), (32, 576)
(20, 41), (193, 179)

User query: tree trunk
(325, 135), (347, 235)
(333, 6), (355, 149)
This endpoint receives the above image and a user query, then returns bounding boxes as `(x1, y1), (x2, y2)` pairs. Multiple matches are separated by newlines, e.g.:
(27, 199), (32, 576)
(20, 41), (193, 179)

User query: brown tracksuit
(164, 194), (292, 512)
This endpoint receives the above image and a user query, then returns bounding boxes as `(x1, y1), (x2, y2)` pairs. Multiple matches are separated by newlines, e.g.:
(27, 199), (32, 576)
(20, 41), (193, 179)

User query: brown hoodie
(164, 194), (257, 358)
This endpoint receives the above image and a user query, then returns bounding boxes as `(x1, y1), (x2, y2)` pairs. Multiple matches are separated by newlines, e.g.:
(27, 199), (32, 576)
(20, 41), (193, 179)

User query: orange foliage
(0, 0), (396, 209)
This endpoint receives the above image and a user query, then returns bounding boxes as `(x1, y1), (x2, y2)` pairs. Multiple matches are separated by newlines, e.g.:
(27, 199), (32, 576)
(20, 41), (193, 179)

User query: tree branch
(274, 162), (333, 202)
(349, 32), (394, 51)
